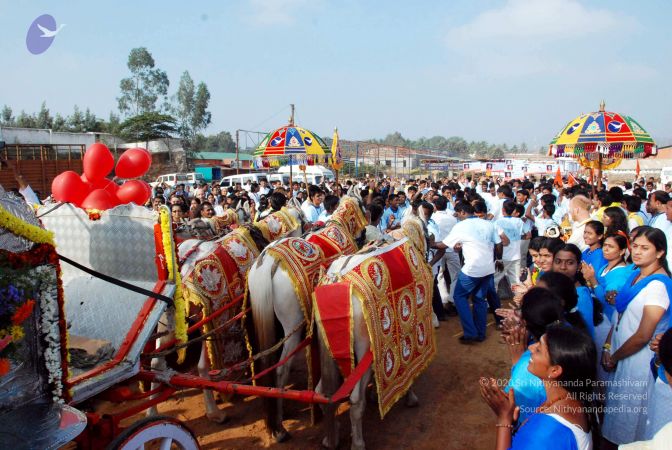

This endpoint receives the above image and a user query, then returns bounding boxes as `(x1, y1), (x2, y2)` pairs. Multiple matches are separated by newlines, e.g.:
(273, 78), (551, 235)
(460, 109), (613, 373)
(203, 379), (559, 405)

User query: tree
(520, 142), (529, 153)
(15, 111), (36, 128)
(173, 71), (212, 144)
(445, 136), (468, 156)
(0, 105), (14, 126)
(68, 105), (85, 132)
(191, 131), (235, 153)
(118, 112), (177, 150)
(117, 47), (170, 116)
(36, 101), (53, 129)
(105, 112), (121, 134)
(83, 108), (101, 132)
(52, 113), (67, 131)
(381, 131), (409, 147)
(191, 82), (211, 136)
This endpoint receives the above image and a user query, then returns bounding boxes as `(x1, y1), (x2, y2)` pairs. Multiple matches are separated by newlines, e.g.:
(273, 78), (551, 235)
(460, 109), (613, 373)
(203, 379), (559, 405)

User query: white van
(150, 173), (189, 188)
(184, 172), (206, 185)
(277, 164), (335, 185)
(269, 173), (290, 187)
(219, 173), (269, 190)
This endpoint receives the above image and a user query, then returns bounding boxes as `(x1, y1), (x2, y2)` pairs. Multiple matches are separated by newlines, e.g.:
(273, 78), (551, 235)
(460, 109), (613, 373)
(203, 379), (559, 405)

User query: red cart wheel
(106, 415), (200, 450)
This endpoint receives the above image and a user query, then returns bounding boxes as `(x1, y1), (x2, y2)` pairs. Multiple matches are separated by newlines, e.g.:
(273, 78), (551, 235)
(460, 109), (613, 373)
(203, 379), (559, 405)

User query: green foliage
(172, 71), (212, 143)
(68, 105), (85, 132)
(36, 102), (53, 129)
(117, 47), (170, 116)
(368, 131), (531, 159)
(191, 131), (235, 153)
(118, 112), (177, 143)
(1, 105), (13, 126)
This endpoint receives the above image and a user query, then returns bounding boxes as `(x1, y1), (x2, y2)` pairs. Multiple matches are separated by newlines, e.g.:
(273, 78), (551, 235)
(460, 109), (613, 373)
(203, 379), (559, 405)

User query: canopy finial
(289, 103), (295, 126)
(599, 100), (606, 112)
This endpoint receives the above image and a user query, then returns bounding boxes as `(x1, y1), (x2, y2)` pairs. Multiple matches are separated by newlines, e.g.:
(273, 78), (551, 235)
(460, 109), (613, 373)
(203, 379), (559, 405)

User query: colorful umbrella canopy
(255, 124), (328, 162)
(549, 102), (656, 168)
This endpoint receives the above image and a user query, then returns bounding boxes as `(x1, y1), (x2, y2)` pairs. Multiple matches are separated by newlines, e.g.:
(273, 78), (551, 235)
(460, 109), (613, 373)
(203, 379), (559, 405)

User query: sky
(1, 0), (671, 148)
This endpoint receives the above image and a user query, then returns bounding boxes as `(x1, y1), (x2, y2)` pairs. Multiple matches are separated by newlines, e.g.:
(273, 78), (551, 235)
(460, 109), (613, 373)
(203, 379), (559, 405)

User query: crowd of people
(3, 160), (672, 449)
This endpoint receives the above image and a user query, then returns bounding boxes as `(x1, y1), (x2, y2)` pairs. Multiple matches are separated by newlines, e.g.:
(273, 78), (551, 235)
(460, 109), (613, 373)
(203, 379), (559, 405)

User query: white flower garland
(36, 265), (65, 403)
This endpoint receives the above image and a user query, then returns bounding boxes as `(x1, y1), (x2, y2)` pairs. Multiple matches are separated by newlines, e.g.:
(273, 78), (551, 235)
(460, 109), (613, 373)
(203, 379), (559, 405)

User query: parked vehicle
(150, 173), (189, 188)
(184, 172), (206, 185)
(277, 164), (335, 185)
(219, 173), (269, 190)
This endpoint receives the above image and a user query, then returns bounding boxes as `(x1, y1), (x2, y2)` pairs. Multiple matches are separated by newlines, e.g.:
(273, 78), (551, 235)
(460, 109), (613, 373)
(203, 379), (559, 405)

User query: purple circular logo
(26, 14), (63, 55)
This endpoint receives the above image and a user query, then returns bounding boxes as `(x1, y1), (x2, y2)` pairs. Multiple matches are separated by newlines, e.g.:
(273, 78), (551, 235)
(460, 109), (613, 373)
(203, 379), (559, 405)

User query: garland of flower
(0, 204), (54, 245)
(0, 214), (68, 402)
(36, 265), (66, 403)
(159, 208), (188, 363)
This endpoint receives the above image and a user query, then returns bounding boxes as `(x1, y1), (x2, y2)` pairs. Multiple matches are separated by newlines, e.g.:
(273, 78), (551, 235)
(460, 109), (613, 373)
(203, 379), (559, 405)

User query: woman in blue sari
(582, 232), (635, 324)
(481, 324), (596, 450)
(582, 221), (607, 271)
(551, 243), (601, 339)
(503, 287), (568, 423)
(601, 227), (672, 448)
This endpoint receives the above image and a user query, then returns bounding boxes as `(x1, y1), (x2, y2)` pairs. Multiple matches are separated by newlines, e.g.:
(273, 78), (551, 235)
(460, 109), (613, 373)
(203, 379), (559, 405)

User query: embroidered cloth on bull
(307, 224), (358, 264)
(219, 227), (261, 275)
(180, 227), (260, 370)
(313, 282), (354, 378)
(265, 237), (325, 320)
(322, 240), (435, 418)
(329, 197), (368, 237)
(255, 208), (299, 242)
(181, 244), (246, 370)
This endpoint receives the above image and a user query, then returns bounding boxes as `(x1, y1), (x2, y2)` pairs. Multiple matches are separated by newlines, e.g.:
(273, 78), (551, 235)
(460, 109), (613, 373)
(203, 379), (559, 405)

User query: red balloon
(116, 180), (151, 205)
(52, 171), (89, 205)
(81, 189), (117, 210)
(92, 177), (119, 196)
(83, 143), (114, 182)
(115, 148), (152, 179)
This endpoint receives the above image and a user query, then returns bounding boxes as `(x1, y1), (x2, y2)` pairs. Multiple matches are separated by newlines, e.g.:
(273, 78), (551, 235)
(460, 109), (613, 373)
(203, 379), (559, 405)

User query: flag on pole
(554, 167), (563, 187)
(331, 128), (344, 171)
(568, 173), (577, 187)
(636, 159), (641, 178)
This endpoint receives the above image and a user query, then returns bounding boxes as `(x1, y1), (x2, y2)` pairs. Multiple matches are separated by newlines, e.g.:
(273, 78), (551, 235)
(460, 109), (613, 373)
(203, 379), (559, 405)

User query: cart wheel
(106, 415), (200, 450)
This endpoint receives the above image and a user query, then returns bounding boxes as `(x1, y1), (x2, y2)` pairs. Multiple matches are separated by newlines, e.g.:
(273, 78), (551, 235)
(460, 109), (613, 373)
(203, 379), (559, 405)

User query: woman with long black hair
(481, 324), (597, 450)
(550, 243), (602, 339)
(601, 226), (672, 448)
(502, 288), (566, 424)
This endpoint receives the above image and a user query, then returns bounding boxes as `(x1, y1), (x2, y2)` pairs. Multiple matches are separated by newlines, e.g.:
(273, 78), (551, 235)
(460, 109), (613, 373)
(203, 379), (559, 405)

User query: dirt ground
(146, 314), (510, 450)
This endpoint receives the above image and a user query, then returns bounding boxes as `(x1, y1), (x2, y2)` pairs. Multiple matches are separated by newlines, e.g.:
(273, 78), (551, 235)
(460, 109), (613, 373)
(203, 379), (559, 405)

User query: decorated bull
(247, 196), (369, 442)
(149, 206), (304, 422)
(315, 217), (435, 450)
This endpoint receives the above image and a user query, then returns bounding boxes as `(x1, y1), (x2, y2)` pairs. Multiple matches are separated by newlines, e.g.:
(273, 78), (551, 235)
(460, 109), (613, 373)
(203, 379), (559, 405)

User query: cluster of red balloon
(51, 144), (152, 210)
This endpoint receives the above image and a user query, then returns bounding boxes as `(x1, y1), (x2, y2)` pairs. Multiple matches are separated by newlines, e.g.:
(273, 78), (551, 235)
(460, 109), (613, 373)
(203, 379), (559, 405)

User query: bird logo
(567, 122), (581, 134)
(608, 121), (624, 132)
(26, 14), (65, 55)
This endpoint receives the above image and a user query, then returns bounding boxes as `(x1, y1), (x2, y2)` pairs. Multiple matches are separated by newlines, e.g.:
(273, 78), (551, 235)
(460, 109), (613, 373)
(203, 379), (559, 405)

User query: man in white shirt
(431, 196), (459, 314)
(316, 194), (339, 224)
(494, 201), (524, 289)
(301, 185), (325, 224)
(647, 191), (671, 231)
(566, 194), (592, 251)
(258, 179), (271, 196)
(433, 201), (503, 343)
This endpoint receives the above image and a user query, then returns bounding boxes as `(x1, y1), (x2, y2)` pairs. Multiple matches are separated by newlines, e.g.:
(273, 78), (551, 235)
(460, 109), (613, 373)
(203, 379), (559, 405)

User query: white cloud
(446, 0), (633, 46)
(249, 0), (317, 25)
(442, 0), (650, 81)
